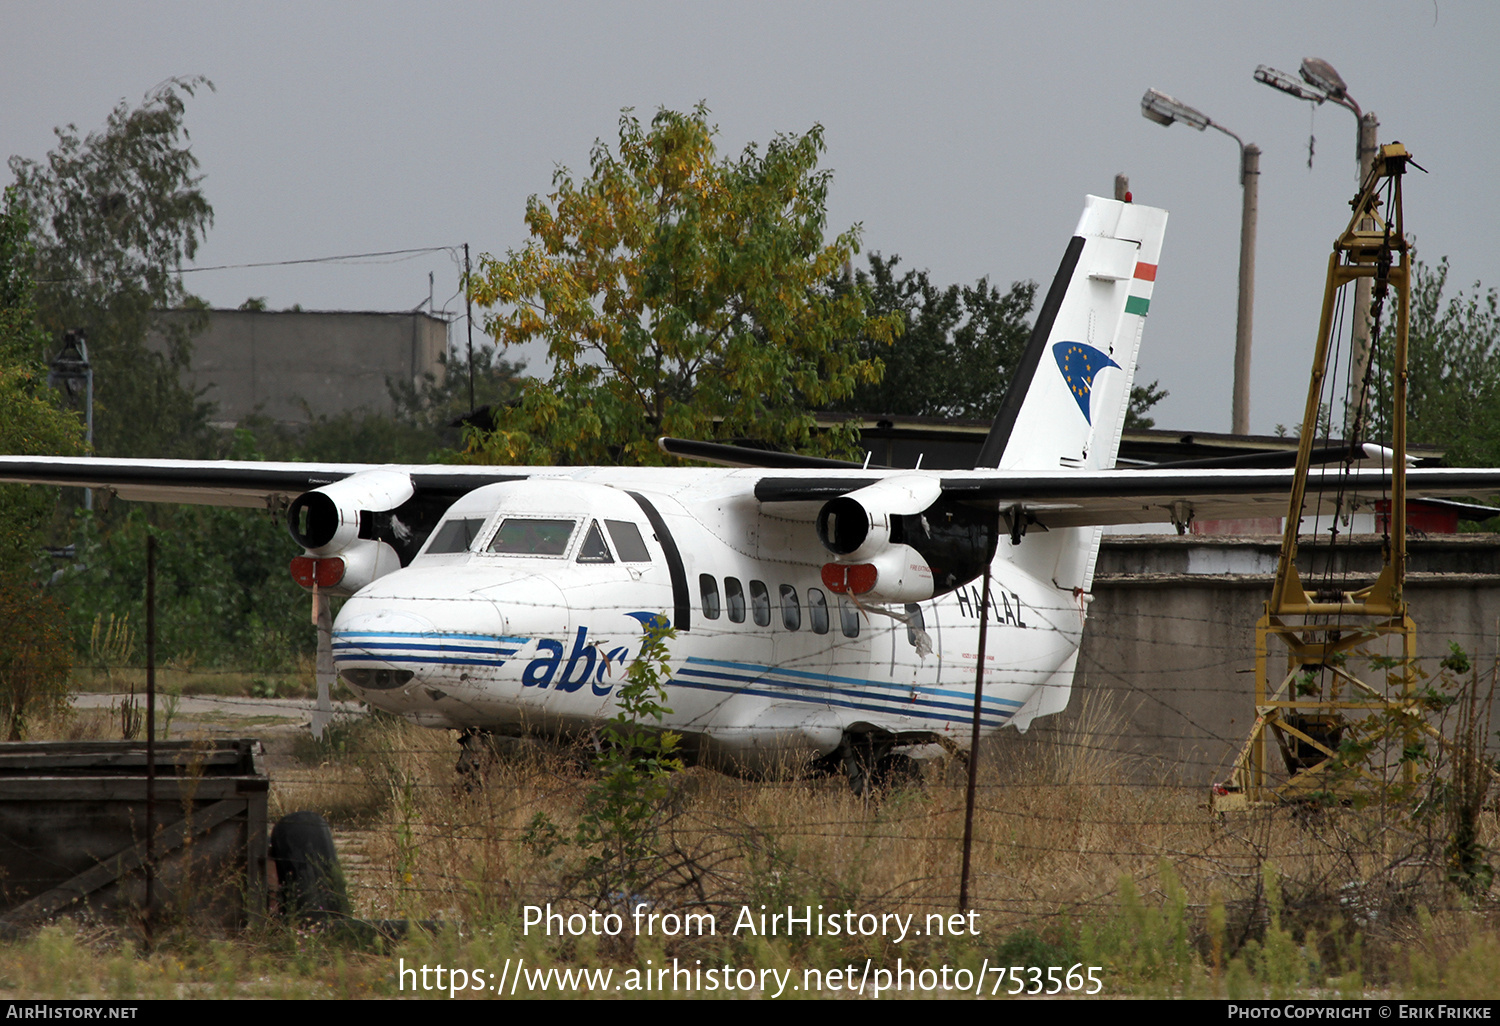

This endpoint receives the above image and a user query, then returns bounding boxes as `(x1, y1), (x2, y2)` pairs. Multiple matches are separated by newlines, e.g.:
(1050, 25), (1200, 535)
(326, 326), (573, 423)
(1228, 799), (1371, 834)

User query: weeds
(6, 659), (1497, 998)
(569, 618), (683, 903)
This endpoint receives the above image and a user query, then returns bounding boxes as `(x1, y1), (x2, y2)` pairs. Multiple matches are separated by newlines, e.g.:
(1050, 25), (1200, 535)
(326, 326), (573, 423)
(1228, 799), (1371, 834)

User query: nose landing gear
(455, 727), (501, 791)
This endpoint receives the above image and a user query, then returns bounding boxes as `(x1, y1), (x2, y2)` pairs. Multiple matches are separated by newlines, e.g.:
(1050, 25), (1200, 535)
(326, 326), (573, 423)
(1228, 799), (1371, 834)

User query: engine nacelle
(287, 470), (414, 596)
(817, 474), (995, 603)
(816, 475), (943, 563)
(287, 470), (414, 557)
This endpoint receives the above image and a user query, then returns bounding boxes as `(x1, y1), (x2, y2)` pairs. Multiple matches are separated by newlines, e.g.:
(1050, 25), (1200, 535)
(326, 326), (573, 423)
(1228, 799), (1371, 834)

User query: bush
(0, 569), (72, 739)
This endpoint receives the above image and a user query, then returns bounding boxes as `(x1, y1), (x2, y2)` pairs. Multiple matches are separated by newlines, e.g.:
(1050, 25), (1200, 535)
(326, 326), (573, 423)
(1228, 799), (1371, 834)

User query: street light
(1298, 58), (1355, 112)
(1256, 58), (1380, 429)
(1141, 89), (1261, 436)
(1141, 89), (1212, 131)
(1252, 65), (1325, 106)
(1255, 58), (1373, 161)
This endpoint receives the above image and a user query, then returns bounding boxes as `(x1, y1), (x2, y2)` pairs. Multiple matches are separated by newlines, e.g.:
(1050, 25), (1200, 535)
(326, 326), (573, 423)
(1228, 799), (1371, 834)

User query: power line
(36, 245), (460, 284)
(175, 245), (459, 274)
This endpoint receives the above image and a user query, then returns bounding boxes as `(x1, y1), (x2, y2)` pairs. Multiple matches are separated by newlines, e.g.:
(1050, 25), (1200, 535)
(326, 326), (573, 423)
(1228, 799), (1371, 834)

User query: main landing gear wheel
(838, 734), (924, 796)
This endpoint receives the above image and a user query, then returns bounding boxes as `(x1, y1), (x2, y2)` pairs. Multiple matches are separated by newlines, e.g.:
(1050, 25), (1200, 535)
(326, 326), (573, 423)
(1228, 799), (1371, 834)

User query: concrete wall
(151, 309), (449, 426)
(996, 534), (1500, 784)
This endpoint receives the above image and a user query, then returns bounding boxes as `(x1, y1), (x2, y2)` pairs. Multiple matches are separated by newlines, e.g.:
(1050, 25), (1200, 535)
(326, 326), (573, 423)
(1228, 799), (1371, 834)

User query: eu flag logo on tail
(1053, 342), (1119, 424)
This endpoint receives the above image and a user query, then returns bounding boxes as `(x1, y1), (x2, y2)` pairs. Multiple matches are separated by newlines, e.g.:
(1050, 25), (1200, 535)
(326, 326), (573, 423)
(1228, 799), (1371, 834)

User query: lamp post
(1141, 89), (1260, 436)
(1256, 59), (1380, 433)
(47, 329), (94, 511)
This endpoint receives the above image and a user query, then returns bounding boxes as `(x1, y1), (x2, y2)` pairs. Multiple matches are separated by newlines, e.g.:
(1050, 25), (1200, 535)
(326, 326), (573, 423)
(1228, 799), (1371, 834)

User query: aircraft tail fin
(974, 196), (1167, 473)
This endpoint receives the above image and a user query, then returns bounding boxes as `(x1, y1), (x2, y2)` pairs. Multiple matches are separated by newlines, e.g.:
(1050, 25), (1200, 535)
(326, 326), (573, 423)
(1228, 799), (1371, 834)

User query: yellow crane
(1216, 142), (1427, 808)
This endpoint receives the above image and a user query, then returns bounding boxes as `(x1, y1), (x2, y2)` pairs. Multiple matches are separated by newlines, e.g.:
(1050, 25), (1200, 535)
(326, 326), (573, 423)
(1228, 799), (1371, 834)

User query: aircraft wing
(754, 466), (1500, 529)
(0, 456), (529, 508)
(5, 455), (1498, 531)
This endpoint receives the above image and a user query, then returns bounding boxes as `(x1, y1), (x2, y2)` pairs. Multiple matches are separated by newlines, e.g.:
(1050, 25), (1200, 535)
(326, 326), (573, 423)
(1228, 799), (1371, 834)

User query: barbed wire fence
(27, 589), (1500, 970)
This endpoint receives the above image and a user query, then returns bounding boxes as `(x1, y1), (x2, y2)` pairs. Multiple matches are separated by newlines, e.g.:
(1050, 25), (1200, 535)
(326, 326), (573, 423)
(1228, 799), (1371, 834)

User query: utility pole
(1234, 144), (1260, 436)
(465, 242), (476, 415)
(1141, 90), (1260, 435)
(1348, 111), (1380, 429)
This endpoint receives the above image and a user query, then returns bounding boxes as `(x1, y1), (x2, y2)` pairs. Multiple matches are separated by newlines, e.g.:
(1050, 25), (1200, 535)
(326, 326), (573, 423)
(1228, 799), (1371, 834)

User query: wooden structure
(0, 739), (268, 934)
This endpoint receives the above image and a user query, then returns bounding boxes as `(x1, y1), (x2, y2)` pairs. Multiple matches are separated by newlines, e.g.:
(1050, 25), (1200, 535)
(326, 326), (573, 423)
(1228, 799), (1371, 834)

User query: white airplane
(6, 195), (1498, 790)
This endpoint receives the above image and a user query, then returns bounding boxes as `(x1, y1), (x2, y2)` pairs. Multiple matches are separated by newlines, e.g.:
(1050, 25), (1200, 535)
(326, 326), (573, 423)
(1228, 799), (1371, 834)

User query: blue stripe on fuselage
(332, 631), (529, 671)
(674, 656), (1020, 728)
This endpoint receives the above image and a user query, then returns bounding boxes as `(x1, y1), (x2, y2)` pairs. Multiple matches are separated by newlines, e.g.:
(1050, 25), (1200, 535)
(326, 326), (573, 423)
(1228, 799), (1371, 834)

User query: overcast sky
(3, 1), (1495, 436)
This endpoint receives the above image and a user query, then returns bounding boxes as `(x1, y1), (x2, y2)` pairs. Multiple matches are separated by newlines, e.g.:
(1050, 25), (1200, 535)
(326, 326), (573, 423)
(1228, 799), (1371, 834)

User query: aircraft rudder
(977, 195), (1166, 472)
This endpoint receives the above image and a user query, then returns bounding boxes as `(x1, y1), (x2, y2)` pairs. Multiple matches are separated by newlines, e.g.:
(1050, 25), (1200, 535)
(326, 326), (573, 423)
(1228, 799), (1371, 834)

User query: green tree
(467, 105), (896, 465)
(1371, 258), (1500, 466)
(0, 187), (85, 737)
(1126, 380), (1169, 431)
(0, 188), (87, 563)
(7, 76), (215, 458)
(836, 253), (1036, 419)
(54, 502), (313, 674)
(835, 252), (1166, 429)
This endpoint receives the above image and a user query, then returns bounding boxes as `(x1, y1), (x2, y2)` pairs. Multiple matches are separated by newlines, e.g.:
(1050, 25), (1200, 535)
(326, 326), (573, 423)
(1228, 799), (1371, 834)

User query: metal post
(958, 565), (993, 911)
(312, 590), (334, 739)
(1232, 144), (1260, 435)
(145, 534), (156, 932)
(465, 242), (476, 415)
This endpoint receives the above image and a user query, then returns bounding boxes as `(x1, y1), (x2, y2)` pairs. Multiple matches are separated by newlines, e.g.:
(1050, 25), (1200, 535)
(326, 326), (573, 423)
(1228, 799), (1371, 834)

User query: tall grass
(3, 690), (1497, 998)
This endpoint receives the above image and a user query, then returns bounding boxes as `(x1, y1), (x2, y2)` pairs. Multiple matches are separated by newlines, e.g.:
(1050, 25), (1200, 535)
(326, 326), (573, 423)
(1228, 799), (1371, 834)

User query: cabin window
(426, 517), (488, 554)
(725, 577), (746, 623)
(808, 588), (830, 635)
(605, 520), (651, 562)
(749, 580), (771, 626)
(488, 518), (576, 556)
(779, 584), (801, 631)
(904, 603), (926, 647)
(576, 521), (614, 563)
(840, 595), (860, 638)
(700, 574), (721, 620)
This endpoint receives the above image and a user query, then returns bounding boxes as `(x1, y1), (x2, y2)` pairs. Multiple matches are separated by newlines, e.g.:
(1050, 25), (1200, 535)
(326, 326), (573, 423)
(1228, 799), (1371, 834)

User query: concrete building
(150, 309), (449, 427)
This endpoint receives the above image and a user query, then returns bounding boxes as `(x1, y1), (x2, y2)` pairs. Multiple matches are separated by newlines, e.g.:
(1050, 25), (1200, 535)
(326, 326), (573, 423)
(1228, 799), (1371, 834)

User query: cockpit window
(487, 518), (576, 556)
(426, 517), (488, 554)
(605, 520), (651, 562)
(576, 521), (614, 564)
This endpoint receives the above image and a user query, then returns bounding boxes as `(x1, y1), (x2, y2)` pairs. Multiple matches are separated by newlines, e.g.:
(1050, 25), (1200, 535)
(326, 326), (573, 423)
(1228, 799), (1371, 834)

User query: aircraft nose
(331, 607), (439, 691)
(332, 592), (527, 691)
